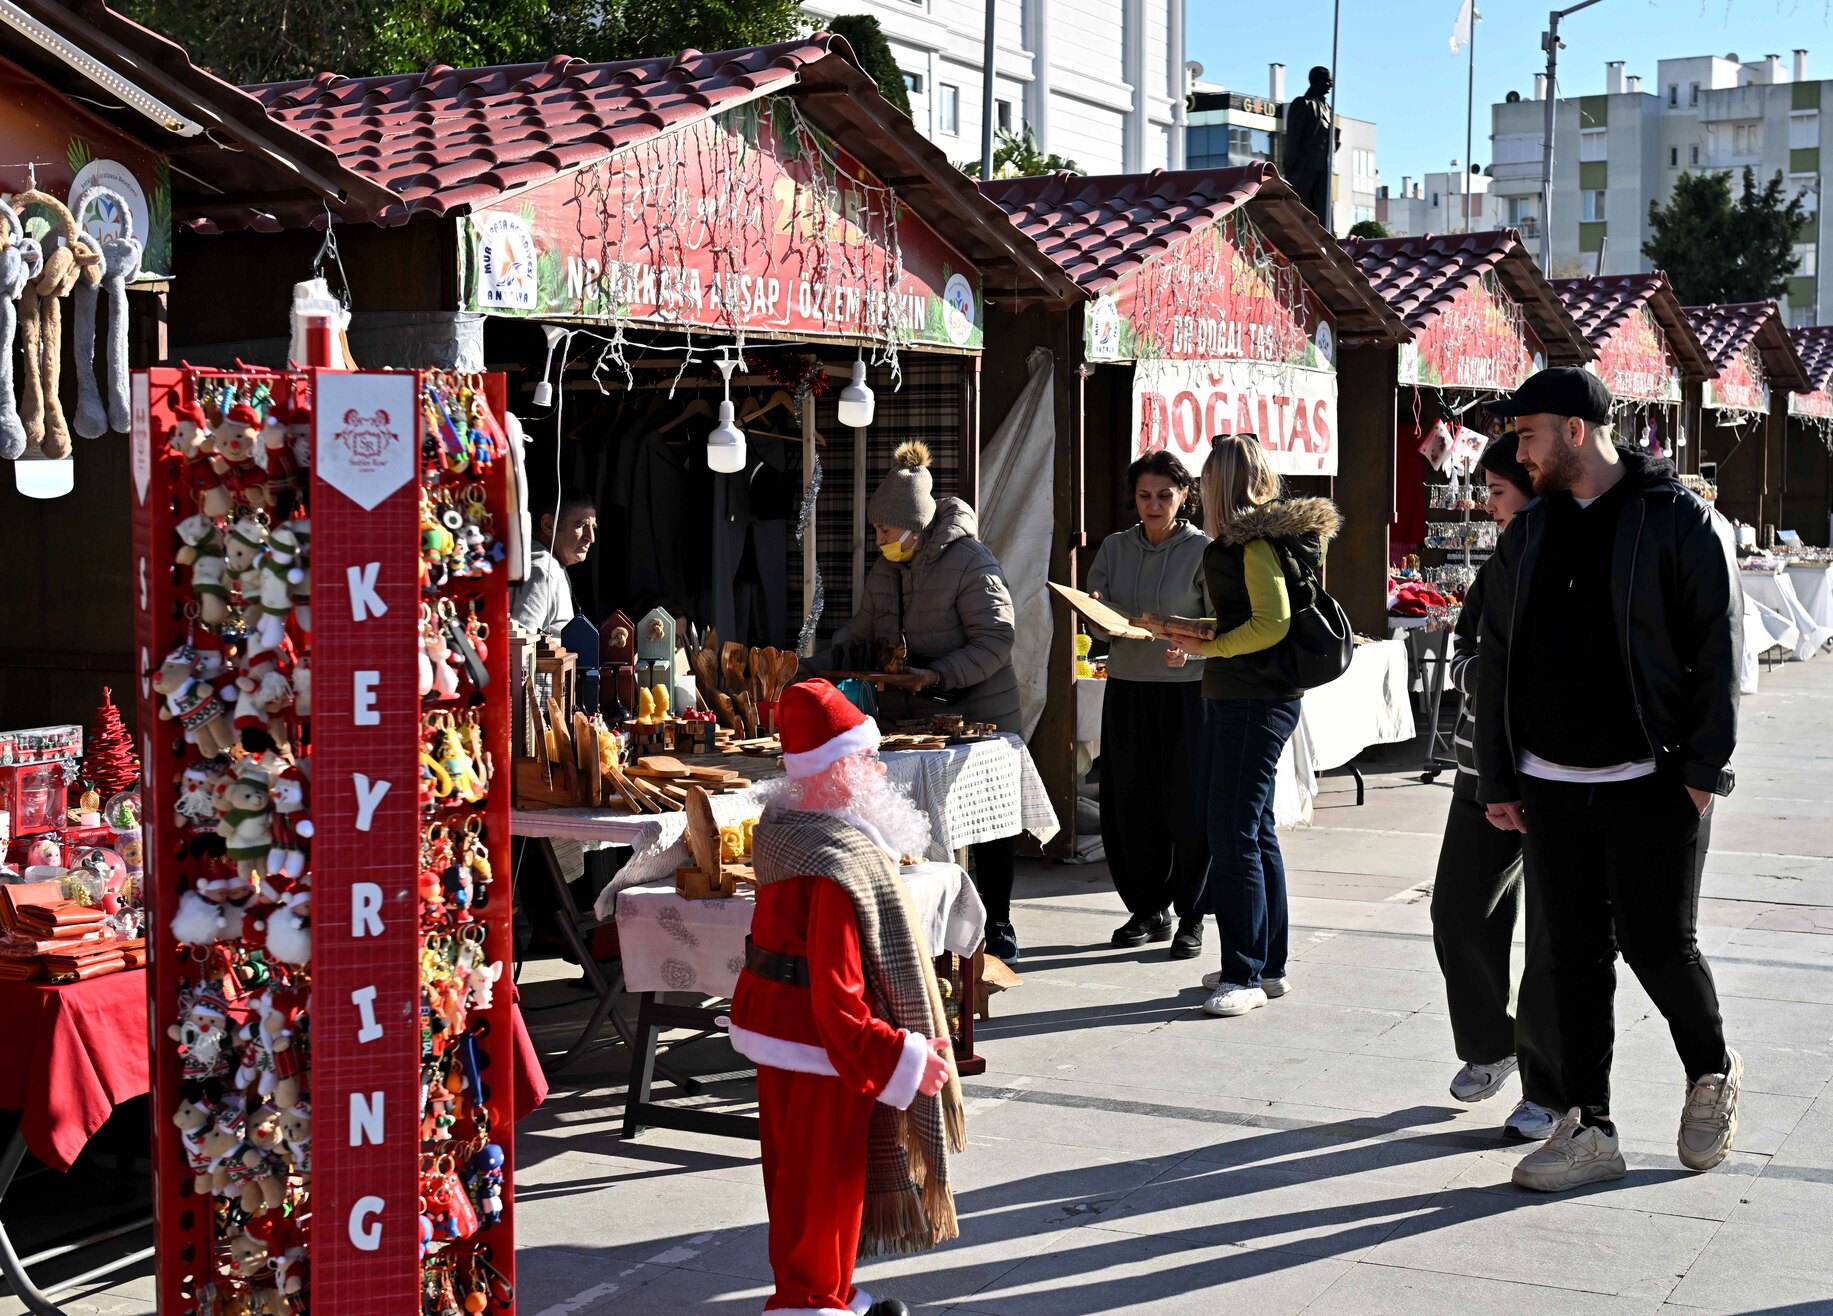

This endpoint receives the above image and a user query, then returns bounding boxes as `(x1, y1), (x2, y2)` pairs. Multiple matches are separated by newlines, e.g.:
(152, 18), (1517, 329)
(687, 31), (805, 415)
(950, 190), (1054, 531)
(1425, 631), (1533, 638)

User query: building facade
(801, 0), (1188, 175)
(1491, 51), (1825, 323)
(1378, 169), (1491, 238)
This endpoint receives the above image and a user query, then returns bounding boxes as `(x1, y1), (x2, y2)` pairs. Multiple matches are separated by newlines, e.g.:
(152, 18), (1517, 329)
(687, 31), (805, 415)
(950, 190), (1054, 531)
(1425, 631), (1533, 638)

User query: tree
(1644, 167), (1805, 305)
(1347, 219), (1390, 239)
(825, 14), (910, 117)
(959, 124), (1083, 180)
(78, 687), (141, 800)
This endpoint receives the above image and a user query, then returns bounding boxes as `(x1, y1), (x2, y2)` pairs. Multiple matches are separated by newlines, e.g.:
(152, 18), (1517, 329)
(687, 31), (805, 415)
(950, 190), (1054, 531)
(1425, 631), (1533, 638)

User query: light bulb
(707, 400), (747, 473)
(837, 357), (875, 428)
(15, 454), (74, 500)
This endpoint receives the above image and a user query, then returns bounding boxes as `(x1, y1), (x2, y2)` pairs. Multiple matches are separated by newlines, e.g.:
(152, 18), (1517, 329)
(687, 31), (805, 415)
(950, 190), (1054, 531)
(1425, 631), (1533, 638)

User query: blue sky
(1187, 0), (1833, 184)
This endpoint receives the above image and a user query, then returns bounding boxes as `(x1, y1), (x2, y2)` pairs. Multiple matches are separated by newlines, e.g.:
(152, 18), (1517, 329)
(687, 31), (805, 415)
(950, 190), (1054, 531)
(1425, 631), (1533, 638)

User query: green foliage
(67, 137), (93, 176)
(1644, 167), (1806, 305)
(824, 14), (909, 117)
(1347, 219), (1389, 239)
(117, 0), (805, 84)
(145, 161), (174, 275)
(958, 124), (1082, 180)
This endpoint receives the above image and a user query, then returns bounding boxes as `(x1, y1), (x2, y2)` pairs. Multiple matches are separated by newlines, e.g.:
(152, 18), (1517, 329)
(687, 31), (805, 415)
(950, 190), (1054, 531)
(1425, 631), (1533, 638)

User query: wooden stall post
(802, 391), (818, 654)
(1334, 345), (1401, 636)
(852, 421), (868, 610)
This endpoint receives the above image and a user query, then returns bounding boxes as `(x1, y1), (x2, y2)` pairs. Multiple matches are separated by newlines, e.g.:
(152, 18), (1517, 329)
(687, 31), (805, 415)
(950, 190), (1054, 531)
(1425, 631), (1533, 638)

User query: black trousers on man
(1517, 772), (1728, 1126)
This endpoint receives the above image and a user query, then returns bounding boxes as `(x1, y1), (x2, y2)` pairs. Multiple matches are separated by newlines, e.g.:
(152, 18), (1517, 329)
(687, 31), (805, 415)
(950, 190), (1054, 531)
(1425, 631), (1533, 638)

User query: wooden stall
(1686, 302), (1812, 542)
(1786, 325), (1833, 546)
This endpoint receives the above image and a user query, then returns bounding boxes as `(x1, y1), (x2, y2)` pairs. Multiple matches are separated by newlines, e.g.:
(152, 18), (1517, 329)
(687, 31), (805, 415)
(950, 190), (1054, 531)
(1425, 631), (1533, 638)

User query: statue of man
(1284, 65), (1339, 229)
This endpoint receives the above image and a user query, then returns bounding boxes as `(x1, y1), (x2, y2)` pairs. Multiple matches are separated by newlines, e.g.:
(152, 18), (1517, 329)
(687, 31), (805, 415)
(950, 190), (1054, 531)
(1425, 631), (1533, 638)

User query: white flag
(1450, 0), (1480, 53)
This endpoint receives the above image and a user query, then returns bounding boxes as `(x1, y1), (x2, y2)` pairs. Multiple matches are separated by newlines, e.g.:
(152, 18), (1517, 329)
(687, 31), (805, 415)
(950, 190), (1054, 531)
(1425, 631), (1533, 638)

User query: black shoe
(1110, 909), (1174, 948)
(985, 920), (1019, 962)
(1168, 915), (1204, 960)
(866, 1301), (913, 1316)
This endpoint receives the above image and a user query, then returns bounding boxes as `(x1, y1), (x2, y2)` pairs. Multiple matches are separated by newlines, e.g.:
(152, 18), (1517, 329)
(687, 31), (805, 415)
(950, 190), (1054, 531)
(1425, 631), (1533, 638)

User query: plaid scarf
(752, 809), (966, 1256)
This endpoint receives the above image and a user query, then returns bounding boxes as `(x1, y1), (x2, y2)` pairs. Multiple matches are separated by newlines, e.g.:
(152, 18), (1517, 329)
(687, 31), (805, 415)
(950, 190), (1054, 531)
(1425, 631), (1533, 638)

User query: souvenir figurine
(154, 643), (239, 758)
(211, 403), (270, 511)
(278, 1101), (311, 1180)
(464, 1143), (506, 1227)
(177, 514), (232, 628)
(211, 765), (274, 900)
(171, 886), (246, 945)
(223, 517), (268, 618)
(168, 985), (234, 1080)
(267, 762), (313, 882)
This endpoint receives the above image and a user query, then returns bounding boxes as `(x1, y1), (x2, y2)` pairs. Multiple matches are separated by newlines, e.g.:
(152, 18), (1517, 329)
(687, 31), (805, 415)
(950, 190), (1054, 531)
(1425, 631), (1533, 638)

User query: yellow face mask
(880, 532), (917, 563)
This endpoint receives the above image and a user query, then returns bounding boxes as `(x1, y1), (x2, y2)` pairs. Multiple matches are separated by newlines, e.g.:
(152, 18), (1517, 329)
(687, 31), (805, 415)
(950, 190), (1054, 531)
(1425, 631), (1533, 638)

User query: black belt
(743, 936), (809, 987)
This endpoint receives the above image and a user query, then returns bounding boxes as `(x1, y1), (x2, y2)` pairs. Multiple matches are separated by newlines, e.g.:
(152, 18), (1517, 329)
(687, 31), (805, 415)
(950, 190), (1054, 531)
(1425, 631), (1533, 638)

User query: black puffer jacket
(1474, 450), (1742, 800)
(1447, 560), (1491, 802)
(1201, 496), (1341, 702)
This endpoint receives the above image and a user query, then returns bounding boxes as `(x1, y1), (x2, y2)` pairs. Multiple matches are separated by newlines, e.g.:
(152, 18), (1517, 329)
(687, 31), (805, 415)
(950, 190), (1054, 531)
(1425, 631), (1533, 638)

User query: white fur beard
(757, 754), (934, 862)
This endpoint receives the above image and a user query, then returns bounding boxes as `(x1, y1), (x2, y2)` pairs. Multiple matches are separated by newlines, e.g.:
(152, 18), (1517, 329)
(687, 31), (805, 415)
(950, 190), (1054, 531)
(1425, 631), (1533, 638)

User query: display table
(1074, 678), (1106, 776)
(613, 862), (987, 1141)
(1741, 593), (1801, 694)
(1785, 563), (1833, 637)
(1741, 567), (1833, 659)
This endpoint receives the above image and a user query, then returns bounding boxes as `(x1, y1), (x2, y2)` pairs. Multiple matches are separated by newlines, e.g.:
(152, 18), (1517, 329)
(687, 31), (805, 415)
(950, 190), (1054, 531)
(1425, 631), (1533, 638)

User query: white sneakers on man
(1678, 1049), (1743, 1170)
(1449, 1055), (1519, 1103)
(1200, 971), (1292, 997)
(1201, 983), (1268, 1017)
(1503, 1100), (1561, 1142)
(1511, 1108), (1627, 1191)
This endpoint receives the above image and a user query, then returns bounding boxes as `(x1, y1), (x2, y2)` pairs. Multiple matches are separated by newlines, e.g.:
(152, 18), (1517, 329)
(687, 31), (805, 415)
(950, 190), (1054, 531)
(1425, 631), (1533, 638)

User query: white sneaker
(1511, 1108), (1627, 1192)
(1504, 1099), (1561, 1142)
(1202, 983), (1268, 1017)
(1678, 1048), (1742, 1171)
(1200, 971), (1292, 997)
(1449, 1055), (1519, 1103)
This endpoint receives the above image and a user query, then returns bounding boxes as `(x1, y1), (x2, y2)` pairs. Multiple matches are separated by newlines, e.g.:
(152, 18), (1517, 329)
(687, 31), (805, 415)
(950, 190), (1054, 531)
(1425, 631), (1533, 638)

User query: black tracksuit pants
(1430, 796), (1560, 1108)
(1518, 771), (1728, 1126)
(1098, 679), (1210, 921)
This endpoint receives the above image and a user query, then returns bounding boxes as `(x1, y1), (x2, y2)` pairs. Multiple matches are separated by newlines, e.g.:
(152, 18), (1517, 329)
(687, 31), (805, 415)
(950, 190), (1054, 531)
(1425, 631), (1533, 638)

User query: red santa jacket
(729, 872), (930, 1110)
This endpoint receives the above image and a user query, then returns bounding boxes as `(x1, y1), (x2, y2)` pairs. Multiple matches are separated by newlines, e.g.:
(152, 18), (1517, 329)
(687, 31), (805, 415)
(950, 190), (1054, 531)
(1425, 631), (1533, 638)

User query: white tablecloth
(1074, 679), (1105, 776)
(1741, 569), (1833, 659)
(1741, 593), (1800, 694)
(1785, 564), (1833, 635)
(614, 860), (987, 995)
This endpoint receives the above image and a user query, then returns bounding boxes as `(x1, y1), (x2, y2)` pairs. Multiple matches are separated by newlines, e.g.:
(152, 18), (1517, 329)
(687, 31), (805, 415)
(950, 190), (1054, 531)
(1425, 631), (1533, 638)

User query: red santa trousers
(758, 1064), (877, 1315)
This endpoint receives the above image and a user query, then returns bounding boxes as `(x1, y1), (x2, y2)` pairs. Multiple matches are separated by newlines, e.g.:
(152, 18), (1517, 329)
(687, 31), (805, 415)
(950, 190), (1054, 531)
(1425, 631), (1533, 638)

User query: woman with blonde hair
(1154, 433), (1340, 1017)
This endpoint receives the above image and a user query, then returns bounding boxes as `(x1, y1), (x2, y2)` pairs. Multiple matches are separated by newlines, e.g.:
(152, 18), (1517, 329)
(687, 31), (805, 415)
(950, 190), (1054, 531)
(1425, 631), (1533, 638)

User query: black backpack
(1267, 540), (1354, 691)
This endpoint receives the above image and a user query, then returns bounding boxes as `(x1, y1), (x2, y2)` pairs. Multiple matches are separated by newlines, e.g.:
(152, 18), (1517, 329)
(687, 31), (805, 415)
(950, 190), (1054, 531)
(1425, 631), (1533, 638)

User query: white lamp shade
(836, 359), (875, 428)
(14, 455), (74, 500)
(707, 400), (747, 473)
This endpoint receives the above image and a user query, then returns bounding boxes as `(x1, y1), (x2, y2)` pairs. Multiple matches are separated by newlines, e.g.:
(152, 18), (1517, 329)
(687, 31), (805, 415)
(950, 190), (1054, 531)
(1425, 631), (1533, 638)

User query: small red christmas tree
(81, 687), (141, 799)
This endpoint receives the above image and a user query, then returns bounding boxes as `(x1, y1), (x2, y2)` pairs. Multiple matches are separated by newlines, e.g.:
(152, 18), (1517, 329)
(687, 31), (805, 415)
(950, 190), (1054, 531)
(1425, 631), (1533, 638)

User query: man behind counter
(512, 485), (598, 635)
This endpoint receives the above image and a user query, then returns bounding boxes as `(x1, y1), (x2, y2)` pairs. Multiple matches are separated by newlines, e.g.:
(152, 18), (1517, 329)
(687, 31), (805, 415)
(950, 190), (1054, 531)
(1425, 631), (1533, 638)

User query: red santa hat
(778, 678), (879, 779)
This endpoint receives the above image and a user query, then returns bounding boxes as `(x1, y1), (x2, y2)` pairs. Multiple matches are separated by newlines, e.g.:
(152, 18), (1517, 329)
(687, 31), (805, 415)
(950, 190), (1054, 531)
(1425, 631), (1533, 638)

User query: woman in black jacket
(1430, 433), (1560, 1140)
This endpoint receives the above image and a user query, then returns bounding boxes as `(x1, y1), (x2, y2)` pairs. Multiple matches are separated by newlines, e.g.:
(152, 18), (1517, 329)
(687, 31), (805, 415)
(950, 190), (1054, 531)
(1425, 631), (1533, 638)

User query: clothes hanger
(655, 397), (713, 434)
(739, 389), (797, 424)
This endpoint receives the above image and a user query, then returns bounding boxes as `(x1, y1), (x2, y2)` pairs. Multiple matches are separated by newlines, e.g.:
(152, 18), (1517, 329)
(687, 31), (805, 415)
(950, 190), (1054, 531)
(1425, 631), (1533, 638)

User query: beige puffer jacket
(829, 497), (1020, 731)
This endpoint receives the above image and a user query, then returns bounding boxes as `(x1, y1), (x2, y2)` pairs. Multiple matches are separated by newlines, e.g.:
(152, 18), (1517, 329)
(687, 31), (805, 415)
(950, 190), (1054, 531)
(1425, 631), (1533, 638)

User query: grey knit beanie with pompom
(867, 440), (936, 534)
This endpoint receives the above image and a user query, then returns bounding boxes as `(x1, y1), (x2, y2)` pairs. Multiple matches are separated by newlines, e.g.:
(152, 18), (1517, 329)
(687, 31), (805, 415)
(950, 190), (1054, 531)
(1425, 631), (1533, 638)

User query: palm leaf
(67, 137), (93, 176)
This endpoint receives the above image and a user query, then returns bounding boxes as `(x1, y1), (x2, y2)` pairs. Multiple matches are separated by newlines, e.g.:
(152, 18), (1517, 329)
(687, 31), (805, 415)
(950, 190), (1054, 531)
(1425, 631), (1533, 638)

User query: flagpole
(1328, 0), (1341, 234)
(1464, 5), (1476, 232)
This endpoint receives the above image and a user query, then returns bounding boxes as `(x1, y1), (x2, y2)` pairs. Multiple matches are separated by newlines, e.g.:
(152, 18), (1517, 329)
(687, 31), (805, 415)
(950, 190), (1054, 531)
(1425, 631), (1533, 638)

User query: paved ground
(8, 657), (1833, 1314)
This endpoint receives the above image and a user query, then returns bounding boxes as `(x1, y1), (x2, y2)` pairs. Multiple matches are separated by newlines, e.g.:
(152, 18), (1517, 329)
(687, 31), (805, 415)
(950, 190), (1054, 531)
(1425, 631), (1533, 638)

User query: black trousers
(1518, 772), (1728, 1125)
(971, 835), (1016, 926)
(1098, 679), (1210, 920)
(1430, 796), (1560, 1107)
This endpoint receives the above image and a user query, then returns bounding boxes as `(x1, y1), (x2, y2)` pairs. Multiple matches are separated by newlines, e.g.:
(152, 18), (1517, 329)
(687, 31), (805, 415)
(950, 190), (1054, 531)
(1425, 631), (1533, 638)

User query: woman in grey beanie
(830, 440), (1024, 961)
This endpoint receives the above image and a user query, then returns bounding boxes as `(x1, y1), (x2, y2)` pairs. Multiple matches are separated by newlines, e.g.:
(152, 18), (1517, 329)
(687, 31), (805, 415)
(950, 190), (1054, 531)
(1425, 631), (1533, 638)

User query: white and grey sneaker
(1503, 1099), (1561, 1142)
(1200, 971), (1291, 997)
(1511, 1108), (1626, 1192)
(1201, 983), (1268, 1017)
(1678, 1048), (1742, 1171)
(1449, 1055), (1519, 1103)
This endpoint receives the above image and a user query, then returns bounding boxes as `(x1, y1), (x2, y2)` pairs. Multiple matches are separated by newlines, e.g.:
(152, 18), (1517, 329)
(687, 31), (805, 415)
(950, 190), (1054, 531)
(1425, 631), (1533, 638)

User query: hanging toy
(71, 231), (108, 438)
(212, 402), (269, 511)
(13, 188), (86, 459)
(212, 759), (275, 901)
(464, 1143), (506, 1227)
(224, 515), (269, 626)
(252, 522), (303, 651)
(89, 190), (142, 436)
(267, 760), (314, 882)
(0, 200), (32, 460)
(153, 642), (238, 757)
(176, 514), (231, 628)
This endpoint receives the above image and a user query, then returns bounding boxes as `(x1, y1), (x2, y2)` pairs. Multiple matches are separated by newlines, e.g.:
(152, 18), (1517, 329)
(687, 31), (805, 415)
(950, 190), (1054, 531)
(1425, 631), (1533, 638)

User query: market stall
(1786, 325), (1833, 547)
(977, 164), (1410, 850)
(1686, 301), (1811, 545)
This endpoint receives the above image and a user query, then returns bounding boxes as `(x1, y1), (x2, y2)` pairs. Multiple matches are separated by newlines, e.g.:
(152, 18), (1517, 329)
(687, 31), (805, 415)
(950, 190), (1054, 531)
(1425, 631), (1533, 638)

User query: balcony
(1700, 84), (1768, 123)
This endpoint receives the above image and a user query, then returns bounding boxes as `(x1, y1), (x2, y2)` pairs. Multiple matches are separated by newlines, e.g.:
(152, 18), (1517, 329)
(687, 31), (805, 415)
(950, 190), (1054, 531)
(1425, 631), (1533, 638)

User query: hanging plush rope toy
(0, 200), (34, 461)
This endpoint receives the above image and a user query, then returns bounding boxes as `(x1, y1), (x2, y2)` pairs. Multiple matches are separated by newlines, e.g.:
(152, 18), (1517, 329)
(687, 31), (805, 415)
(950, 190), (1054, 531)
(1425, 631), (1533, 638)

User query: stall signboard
(1397, 271), (1542, 391)
(1084, 208), (1336, 370)
(1591, 303), (1683, 404)
(458, 98), (981, 349)
(0, 57), (173, 279)
(1704, 344), (1769, 413)
(1790, 387), (1833, 418)
(1133, 357), (1339, 477)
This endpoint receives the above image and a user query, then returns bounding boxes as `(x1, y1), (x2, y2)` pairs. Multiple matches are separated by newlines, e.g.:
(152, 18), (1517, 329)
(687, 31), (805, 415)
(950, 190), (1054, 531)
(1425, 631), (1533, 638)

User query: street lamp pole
(1541, 0), (1607, 272)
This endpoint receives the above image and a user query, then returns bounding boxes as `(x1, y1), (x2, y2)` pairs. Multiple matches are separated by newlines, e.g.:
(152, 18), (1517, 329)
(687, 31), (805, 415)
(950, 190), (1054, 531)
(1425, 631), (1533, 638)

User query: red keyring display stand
(132, 365), (517, 1315)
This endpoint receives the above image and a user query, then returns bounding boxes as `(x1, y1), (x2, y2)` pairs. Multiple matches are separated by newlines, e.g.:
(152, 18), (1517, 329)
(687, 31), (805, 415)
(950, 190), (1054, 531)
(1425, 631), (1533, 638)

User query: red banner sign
(1593, 303), (1682, 403)
(1791, 388), (1833, 418)
(310, 371), (423, 1313)
(1398, 272), (1543, 392)
(459, 99), (980, 349)
(1133, 358), (1338, 476)
(1085, 208), (1335, 369)
(1705, 344), (1769, 413)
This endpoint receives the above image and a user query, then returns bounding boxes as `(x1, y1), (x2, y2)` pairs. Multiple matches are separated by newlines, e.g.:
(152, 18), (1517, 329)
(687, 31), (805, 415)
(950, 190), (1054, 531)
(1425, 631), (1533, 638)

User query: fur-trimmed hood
(1216, 496), (1342, 547)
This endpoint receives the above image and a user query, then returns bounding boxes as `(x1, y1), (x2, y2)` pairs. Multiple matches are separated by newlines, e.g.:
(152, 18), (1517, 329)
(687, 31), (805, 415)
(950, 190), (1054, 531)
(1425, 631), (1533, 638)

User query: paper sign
(130, 372), (150, 504)
(314, 372), (418, 510)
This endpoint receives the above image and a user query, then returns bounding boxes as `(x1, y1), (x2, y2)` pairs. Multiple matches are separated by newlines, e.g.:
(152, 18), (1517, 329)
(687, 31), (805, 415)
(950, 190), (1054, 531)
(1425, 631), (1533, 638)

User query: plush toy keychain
(71, 187), (142, 438)
(0, 200), (38, 461)
(12, 188), (88, 459)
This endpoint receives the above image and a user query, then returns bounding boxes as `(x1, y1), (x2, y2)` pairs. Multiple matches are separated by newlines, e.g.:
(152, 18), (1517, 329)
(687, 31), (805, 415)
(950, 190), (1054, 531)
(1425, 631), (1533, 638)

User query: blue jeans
(1202, 696), (1301, 987)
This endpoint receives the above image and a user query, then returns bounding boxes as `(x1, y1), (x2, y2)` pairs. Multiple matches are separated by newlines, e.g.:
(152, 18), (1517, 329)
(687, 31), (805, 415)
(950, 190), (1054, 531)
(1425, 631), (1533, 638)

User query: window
(938, 83), (959, 135)
(1791, 110), (1821, 149)
(1670, 146), (1680, 167)
(1227, 126), (1274, 160)
(1493, 132), (1541, 164)
(903, 70), (924, 96)
(1732, 122), (1761, 155)
(1582, 189), (1606, 222)
(1690, 82), (1701, 106)
(1792, 173), (1819, 216)
(1507, 196), (1538, 223)
(996, 99), (1012, 132)
(1690, 143), (1701, 165)
(1579, 128), (1607, 161)
(1668, 83), (1680, 107)
(1795, 242), (1818, 277)
(1354, 205), (1376, 224)
(1792, 303), (1818, 327)
(1432, 191), (1440, 207)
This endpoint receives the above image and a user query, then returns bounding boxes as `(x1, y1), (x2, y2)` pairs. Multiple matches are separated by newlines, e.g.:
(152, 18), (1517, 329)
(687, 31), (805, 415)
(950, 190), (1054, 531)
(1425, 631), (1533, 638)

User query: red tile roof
(1339, 229), (1591, 364)
(1549, 273), (1714, 381)
(1792, 325), (1833, 392)
(1684, 302), (1812, 392)
(981, 164), (1407, 344)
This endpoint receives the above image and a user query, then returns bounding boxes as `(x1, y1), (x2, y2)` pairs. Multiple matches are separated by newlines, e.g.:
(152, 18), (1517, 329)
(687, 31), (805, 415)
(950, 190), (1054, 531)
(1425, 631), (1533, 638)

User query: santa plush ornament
(728, 679), (965, 1316)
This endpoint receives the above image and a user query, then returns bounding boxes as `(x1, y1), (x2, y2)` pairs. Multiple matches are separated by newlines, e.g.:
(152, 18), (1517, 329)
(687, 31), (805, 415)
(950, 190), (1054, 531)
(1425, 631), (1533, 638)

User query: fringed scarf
(752, 809), (967, 1256)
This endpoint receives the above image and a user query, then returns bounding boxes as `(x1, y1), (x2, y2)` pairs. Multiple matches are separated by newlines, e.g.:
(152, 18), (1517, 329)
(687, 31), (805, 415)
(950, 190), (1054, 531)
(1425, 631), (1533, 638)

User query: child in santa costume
(729, 679), (966, 1316)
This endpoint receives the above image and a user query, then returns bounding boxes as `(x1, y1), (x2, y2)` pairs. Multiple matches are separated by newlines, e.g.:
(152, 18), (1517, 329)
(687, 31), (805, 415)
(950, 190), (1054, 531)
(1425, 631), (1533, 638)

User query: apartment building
(1378, 169), (1491, 237)
(801, 0), (1188, 175)
(1490, 51), (1825, 323)
(1184, 65), (1378, 235)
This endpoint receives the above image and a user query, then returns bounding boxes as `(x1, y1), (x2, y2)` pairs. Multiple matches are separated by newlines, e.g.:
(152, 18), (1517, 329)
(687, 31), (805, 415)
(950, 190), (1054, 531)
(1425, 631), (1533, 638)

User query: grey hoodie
(1085, 521), (1210, 683)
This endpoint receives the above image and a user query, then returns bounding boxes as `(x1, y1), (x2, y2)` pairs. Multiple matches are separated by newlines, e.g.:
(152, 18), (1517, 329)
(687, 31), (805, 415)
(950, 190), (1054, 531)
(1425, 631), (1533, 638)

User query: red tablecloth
(0, 971), (151, 1173)
(509, 985), (547, 1121)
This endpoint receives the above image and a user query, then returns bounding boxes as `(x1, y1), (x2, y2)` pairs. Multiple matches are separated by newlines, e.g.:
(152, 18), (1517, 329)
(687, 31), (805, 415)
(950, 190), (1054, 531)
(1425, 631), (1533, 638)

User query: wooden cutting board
(1047, 581), (1154, 640)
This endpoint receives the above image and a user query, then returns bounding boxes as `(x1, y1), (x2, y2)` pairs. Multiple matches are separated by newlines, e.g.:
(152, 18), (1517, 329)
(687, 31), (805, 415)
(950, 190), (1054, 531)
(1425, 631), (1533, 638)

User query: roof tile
(1684, 300), (1812, 391)
(1551, 273), (1714, 381)
(1794, 325), (1833, 391)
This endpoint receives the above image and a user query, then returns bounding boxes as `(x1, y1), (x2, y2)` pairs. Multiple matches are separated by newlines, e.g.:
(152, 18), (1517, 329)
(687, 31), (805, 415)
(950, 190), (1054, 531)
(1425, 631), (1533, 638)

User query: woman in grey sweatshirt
(1085, 451), (1212, 959)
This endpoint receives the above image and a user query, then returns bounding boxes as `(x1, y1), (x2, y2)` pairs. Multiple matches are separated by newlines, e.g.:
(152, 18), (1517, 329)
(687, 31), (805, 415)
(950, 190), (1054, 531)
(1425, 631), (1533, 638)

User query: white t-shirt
(510, 544), (575, 636)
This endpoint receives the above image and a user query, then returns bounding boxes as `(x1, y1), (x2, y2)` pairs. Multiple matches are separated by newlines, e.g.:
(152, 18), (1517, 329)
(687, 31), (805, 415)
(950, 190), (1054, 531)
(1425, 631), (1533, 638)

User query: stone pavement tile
(1278, 828), (1445, 882)
(1440, 1147), (1767, 1222)
(1279, 928), (1445, 973)
(1662, 1221), (1833, 1313)
(513, 1253), (677, 1315)
(1709, 955), (1833, 1005)
(1708, 991), (1833, 1047)
(1287, 1049), (1503, 1119)
(1770, 1097), (1833, 1169)
(1613, 1025), (1833, 1099)
(953, 1075), (1285, 1160)
(1074, 1019), (1343, 1103)
(1288, 874), (1423, 903)
(1304, 1261), (1665, 1315)
(510, 1148), (767, 1264)
(1603, 1077), (1809, 1158)
(1354, 1006), (1459, 1063)
(1363, 1191), (1716, 1300)
(1202, 994), (1415, 1055)
(1721, 1164), (1833, 1232)
(954, 1225), (1353, 1315)
(519, 1260), (773, 1314)
(1265, 960), (1447, 1013)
